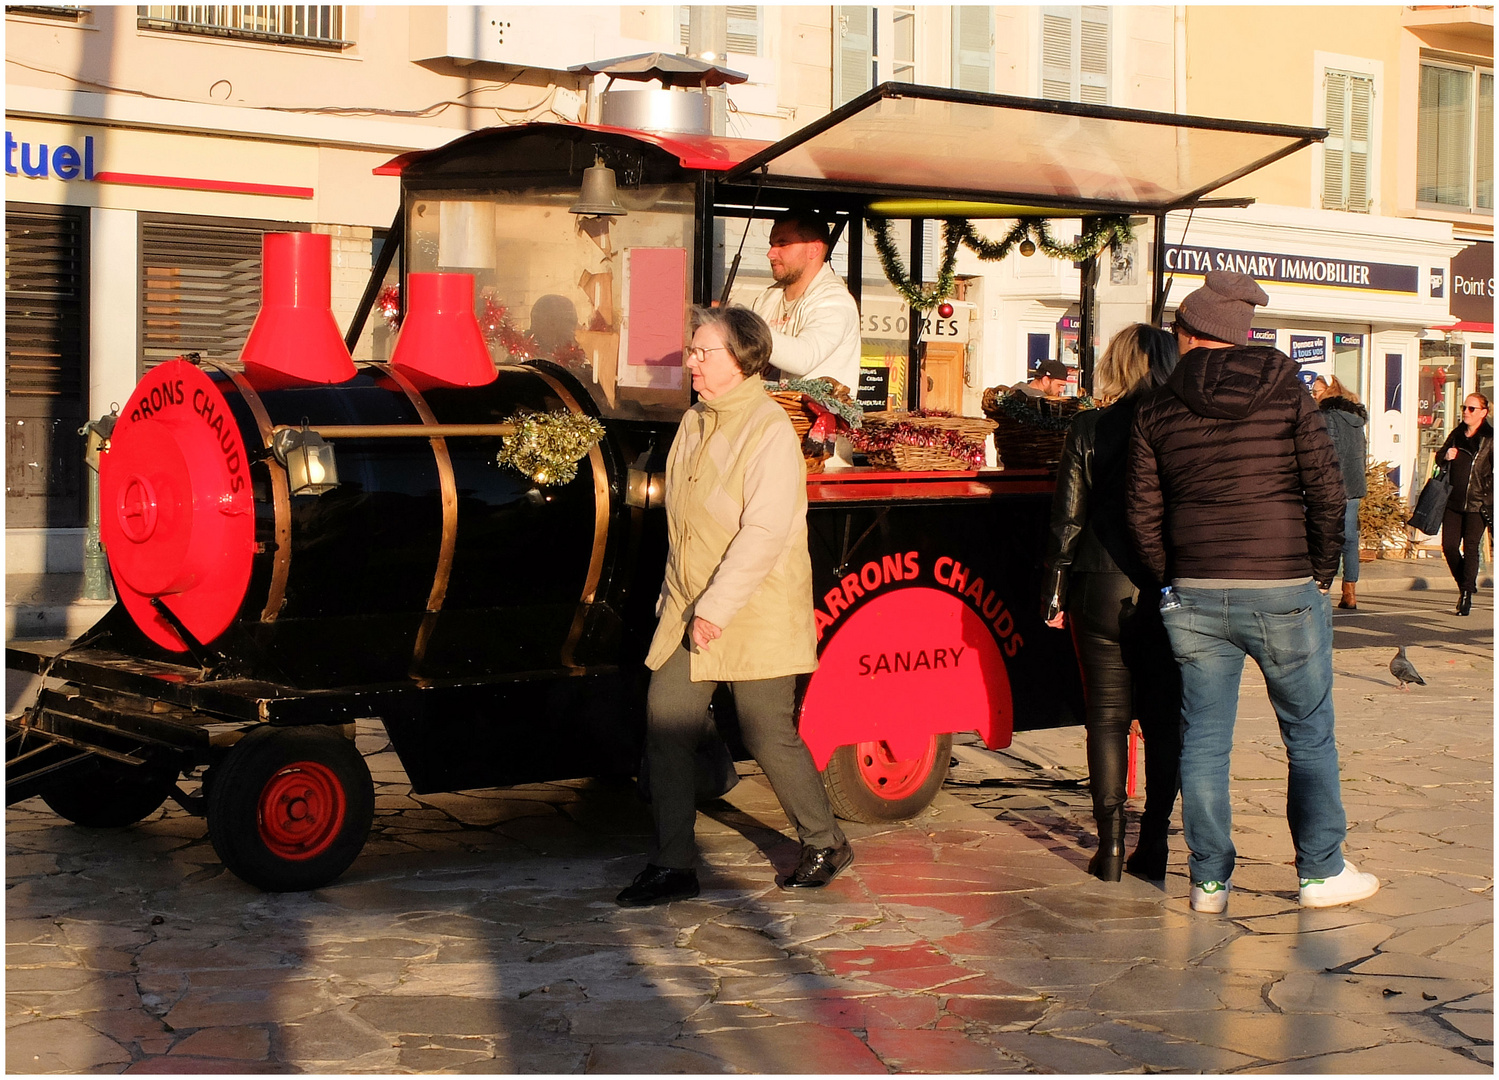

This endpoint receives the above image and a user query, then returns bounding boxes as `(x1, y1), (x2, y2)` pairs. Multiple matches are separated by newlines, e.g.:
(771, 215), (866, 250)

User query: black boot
(1456, 590), (1473, 616)
(1088, 808), (1126, 882)
(1126, 824), (1169, 879)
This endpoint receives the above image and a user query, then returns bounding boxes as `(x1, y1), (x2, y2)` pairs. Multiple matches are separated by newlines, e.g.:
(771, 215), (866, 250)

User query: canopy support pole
(907, 219), (924, 411)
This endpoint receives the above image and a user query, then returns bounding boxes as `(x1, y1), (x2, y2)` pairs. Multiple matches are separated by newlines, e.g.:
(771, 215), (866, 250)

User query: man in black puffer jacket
(1127, 270), (1380, 915)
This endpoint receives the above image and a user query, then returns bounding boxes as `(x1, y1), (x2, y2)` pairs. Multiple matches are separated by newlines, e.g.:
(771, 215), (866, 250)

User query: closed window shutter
(1079, 6), (1109, 105)
(1323, 71), (1348, 209)
(1324, 71), (1373, 212)
(951, 6), (993, 92)
(1347, 76), (1372, 212)
(726, 5), (759, 56)
(140, 219), (292, 371)
(5, 206), (87, 527)
(835, 6), (874, 107)
(678, 5), (690, 50)
(1040, 10), (1073, 101)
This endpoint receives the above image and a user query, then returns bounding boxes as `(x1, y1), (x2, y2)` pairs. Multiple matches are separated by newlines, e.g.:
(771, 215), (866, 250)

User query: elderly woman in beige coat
(616, 306), (853, 907)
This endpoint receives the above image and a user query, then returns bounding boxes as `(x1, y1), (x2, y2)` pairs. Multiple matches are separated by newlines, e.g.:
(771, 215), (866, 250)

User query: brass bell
(569, 159), (627, 217)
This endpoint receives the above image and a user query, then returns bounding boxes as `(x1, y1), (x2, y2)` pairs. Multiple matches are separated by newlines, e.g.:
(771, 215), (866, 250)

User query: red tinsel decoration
(480, 297), (540, 361)
(377, 286), (402, 332)
(852, 416), (986, 470)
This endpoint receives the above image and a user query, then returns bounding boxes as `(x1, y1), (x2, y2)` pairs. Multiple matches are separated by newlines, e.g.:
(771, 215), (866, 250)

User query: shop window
(951, 6), (992, 92)
(6, 204), (87, 529)
(136, 5), (348, 48)
(1417, 59), (1494, 214)
(1040, 6), (1110, 105)
(1322, 71), (1373, 213)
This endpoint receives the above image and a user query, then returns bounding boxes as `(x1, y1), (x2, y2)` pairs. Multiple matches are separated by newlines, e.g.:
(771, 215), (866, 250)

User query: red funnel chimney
(390, 273), (497, 389)
(240, 232), (357, 387)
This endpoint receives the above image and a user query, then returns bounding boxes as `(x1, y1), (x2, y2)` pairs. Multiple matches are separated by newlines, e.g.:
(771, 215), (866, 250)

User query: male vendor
(751, 210), (861, 389)
(1012, 357), (1071, 398)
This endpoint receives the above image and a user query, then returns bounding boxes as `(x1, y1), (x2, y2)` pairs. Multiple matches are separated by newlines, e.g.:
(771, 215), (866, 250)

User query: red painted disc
(256, 760), (348, 860)
(799, 586), (1013, 769)
(99, 359), (255, 651)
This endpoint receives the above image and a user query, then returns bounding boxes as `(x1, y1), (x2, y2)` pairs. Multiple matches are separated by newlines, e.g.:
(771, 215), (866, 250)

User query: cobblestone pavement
(6, 585), (1492, 1074)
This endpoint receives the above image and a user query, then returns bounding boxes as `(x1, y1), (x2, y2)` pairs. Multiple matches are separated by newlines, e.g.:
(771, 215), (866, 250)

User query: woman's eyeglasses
(1463, 405), (1486, 412)
(684, 345), (732, 363)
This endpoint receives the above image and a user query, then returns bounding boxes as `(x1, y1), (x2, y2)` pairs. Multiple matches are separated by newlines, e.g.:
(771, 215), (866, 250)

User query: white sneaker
(1190, 879), (1231, 913)
(1299, 861), (1380, 908)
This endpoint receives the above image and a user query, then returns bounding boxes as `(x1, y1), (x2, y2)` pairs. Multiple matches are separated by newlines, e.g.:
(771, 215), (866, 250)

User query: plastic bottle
(1159, 585), (1183, 612)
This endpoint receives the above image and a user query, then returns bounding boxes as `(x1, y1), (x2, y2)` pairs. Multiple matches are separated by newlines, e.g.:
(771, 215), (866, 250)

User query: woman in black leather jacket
(1041, 325), (1181, 881)
(1439, 392), (1494, 616)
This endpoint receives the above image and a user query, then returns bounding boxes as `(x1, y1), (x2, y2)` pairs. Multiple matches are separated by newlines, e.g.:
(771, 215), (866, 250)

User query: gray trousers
(646, 644), (845, 869)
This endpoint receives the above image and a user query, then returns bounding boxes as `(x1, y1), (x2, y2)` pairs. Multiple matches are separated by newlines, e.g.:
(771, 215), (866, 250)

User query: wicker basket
(857, 410), (996, 472)
(981, 388), (1089, 470)
(770, 390), (816, 438)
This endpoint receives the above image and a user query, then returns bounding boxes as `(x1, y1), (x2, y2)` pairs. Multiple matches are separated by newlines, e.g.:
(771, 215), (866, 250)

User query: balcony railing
(136, 5), (348, 48)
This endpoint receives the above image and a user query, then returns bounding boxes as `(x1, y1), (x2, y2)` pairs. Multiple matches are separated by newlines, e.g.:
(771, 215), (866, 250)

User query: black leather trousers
(1068, 571), (1182, 833)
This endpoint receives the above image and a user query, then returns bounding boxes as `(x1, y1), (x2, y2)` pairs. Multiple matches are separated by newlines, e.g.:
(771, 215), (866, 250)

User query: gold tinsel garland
(495, 410), (605, 487)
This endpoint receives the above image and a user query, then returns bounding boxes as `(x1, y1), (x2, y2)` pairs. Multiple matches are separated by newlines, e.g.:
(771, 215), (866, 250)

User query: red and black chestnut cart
(6, 85), (1323, 890)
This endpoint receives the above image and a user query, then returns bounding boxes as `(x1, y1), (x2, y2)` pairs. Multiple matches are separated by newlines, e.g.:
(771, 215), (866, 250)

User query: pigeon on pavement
(1390, 647), (1425, 691)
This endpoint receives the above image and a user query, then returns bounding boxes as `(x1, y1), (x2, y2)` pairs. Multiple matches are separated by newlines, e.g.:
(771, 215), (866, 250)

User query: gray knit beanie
(1175, 270), (1269, 345)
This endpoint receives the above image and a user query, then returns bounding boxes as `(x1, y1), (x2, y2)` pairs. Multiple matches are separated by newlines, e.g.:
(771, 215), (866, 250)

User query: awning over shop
(1434, 321), (1494, 333)
(723, 84), (1327, 215)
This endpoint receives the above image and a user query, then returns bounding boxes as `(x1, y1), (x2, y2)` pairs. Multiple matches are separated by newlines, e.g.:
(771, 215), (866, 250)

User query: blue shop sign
(1166, 244), (1418, 294)
(5, 132), (96, 180)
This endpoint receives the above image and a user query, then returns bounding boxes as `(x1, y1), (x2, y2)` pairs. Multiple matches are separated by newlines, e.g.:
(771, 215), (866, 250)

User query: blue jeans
(1162, 581), (1348, 884)
(1339, 499), (1361, 583)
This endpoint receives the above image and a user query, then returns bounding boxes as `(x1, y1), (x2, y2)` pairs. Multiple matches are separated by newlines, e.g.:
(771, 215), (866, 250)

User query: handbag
(1407, 464), (1452, 535)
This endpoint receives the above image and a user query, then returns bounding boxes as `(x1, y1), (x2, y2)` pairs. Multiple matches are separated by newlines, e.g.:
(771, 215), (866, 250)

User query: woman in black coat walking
(1042, 324), (1182, 881)
(1438, 392), (1494, 616)
(1312, 376), (1368, 609)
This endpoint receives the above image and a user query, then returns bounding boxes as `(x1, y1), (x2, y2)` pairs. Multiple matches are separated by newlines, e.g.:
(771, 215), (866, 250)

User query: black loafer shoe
(781, 841), (855, 889)
(616, 864), (699, 907)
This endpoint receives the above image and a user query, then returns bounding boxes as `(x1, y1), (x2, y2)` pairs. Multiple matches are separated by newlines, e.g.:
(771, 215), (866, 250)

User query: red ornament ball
(938, 302), (955, 318)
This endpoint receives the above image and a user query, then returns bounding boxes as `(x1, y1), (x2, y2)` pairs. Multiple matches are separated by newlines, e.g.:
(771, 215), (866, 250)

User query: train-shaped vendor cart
(6, 84), (1324, 890)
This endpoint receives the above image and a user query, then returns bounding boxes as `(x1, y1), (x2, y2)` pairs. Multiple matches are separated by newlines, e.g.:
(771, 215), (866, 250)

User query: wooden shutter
(1323, 71), (1373, 212)
(1041, 7), (1108, 104)
(1040, 9), (1073, 101)
(1079, 6), (1109, 105)
(835, 6), (873, 107)
(951, 6), (993, 93)
(5, 206), (87, 528)
(140, 218), (283, 371)
(726, 5), (760, 56)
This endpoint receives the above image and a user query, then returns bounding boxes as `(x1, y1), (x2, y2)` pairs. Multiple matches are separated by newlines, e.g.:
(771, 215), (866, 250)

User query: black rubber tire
(822, 733), (953, 823)
(40, 764), (177, 828)
(206, 725), (374, 892)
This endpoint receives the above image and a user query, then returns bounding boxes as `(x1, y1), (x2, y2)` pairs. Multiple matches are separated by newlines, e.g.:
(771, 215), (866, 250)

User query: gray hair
(689, 305), (773, 379)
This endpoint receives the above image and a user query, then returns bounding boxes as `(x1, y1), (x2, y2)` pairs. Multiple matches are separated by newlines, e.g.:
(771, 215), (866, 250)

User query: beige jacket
(645, 377), (818, 681)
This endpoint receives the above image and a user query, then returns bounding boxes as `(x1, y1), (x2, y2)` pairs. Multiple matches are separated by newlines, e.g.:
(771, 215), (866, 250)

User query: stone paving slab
(5, 589), (1492, 1072)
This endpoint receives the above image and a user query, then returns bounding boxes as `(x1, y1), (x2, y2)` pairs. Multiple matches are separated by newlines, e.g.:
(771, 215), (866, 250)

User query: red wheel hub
(99, 359), (255, 651)
(853, 736), (940, 800)
(256, 760), (348, 861)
